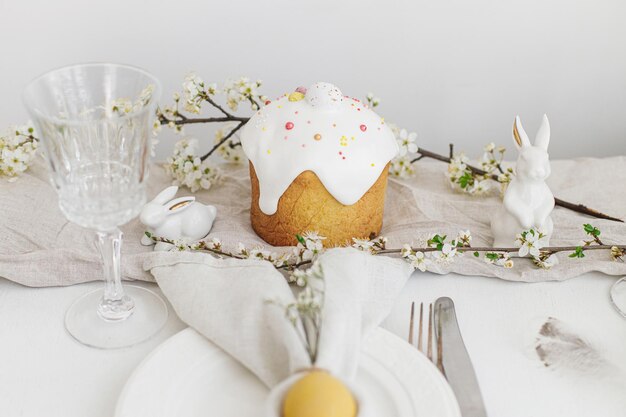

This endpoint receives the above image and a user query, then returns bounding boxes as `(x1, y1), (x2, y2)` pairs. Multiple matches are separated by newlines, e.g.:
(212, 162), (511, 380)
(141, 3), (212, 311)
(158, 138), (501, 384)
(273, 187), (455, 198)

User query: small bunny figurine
(491, 115), (555, 247)
(140, 186), (217, 251)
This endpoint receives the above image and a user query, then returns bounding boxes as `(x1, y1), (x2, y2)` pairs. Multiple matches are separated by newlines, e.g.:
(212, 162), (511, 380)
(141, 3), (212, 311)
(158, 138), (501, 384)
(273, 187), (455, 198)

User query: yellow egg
(283, 371), (357, 417)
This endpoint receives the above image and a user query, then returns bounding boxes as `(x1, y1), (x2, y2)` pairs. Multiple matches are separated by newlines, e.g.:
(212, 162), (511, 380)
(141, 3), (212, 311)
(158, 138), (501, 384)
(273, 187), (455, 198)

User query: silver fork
(408, 301), (445, 376)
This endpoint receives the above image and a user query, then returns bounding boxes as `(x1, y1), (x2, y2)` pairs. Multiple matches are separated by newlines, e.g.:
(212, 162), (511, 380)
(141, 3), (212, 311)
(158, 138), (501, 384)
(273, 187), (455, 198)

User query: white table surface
(1, 272), (625, 417)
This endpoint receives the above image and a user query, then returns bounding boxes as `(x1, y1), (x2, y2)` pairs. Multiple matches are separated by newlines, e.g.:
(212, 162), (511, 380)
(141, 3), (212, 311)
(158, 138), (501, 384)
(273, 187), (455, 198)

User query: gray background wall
(1, 0), (625, 160)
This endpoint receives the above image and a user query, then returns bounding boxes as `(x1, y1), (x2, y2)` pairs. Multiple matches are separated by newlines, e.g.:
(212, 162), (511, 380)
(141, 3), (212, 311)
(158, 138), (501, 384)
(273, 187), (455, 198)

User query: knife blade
(434, 296), (488, 417)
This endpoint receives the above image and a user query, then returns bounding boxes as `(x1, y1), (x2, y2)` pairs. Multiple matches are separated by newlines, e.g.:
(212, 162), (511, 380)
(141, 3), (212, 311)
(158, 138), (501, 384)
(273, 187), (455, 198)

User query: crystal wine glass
(23, 63), (168, 349)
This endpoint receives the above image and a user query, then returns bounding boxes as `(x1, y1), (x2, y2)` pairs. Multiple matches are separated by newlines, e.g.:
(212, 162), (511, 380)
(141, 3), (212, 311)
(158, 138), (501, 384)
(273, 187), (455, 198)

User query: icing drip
(240, 82), (399, 215)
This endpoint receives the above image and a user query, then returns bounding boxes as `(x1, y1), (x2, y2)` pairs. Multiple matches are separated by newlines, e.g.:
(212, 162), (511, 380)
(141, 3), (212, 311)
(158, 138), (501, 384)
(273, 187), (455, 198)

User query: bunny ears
(513, 114), (550, 150)
(152, 186), (179, 204)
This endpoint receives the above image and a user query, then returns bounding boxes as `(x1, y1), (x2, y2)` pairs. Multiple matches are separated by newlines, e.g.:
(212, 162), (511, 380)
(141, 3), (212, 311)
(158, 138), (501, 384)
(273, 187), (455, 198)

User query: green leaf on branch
(485, 252), (500, 261)
(427, 234), (446, 250)
(583, 224), (601, 237)
(458, 172), (474, 189)
(296, 234), (306, 245)
(569, 246), (585, 258)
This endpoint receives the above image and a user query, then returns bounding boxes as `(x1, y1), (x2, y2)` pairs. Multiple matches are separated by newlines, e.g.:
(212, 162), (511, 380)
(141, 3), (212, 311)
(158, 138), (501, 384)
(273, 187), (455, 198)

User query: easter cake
(240, 82), (398, 247)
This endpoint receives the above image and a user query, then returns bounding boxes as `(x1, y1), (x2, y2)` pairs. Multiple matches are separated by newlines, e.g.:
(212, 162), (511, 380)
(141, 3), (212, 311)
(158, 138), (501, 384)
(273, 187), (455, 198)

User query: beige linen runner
(1, 156), (625, 286)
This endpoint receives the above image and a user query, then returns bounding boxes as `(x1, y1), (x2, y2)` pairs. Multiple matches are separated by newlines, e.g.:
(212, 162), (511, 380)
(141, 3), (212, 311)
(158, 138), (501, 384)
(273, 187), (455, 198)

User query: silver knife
(434, 296), (488, 417)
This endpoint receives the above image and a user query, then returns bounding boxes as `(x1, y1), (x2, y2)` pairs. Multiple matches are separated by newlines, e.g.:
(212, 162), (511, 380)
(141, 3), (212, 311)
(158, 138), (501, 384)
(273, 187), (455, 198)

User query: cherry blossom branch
(411, 146), (624, 223)
(157, 99), (247, 161)
(148, 231), (626, 273)
(377, 244), (626, 256)
(151, 235), (247, 259)
(198, 121), (246, 161)
(159, 114), (248, 125)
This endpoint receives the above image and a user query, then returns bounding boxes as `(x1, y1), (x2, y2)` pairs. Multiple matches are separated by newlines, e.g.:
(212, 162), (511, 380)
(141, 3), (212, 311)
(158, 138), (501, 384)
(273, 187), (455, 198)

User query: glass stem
(96, 228), (135, 321)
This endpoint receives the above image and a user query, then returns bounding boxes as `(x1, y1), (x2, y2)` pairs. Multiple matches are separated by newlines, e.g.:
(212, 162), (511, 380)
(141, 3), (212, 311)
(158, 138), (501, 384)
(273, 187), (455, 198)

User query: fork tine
(417, 302), (424, 352)
(408, 302), (415, 345)
(436, 303), (445, 375)
(427, 303), (433, 361)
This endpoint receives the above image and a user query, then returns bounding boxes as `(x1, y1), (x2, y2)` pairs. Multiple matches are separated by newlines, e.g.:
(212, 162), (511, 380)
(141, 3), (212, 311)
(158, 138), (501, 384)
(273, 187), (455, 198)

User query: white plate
(116, 327), (460, 417)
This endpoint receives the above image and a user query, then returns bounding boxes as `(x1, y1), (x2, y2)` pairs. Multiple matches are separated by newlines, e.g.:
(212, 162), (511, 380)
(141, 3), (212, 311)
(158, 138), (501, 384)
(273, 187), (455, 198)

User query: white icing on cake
(240, 82), (399, 215)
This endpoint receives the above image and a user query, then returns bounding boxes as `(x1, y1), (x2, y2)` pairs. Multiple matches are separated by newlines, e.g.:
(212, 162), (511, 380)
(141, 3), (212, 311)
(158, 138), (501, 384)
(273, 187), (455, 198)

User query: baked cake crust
(249, 162), (389, 247)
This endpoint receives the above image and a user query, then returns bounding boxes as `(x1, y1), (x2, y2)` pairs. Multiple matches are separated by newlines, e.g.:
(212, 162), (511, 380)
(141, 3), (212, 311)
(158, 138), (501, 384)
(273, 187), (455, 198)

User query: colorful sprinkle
(332, 123), (337, 128)
(342, 156), (346, 160)
(360, 124), (367, 131)
(285, 122), (294, 130)
(264, 100), (271, 105)
(267, 149), (271, 154)
(288, 91), (305, 102)
(314, 133), (322, 141)
(301, 144), (306, 148)
(307, 120), (311, 124)
(371, 163), (375, 167)
(295, 86), (308, 94)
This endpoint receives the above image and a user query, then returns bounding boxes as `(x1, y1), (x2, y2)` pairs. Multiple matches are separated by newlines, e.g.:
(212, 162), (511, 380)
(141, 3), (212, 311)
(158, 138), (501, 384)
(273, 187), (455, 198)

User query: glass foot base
(65, 285), (168, 349)
(610, 277), (626, 318)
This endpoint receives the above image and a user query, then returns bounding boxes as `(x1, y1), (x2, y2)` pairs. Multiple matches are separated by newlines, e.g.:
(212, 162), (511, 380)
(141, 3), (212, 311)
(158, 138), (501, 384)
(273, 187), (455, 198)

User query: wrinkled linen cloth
(146, 248), (412, 388)
(1, 156), (625, 286)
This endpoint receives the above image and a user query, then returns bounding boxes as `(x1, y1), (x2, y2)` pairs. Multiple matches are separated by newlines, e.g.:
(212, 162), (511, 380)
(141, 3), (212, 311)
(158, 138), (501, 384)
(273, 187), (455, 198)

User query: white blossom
(164, 137), (221, 192)
(430, 243), (458, 262)
(294, 231), (326, 262)
(408, 251), (431, 272)
(275, 260), (325, 362)
(388, 156), (415, 178)
(0, 122), (39, 180)
(517, 228), (548, 258)
(532, 253), (559, 269)
(397, 129), (418, 156)
(610, 246), (624, 261)
(365, 92), (380, 108)
(497, 173), (512, 183)
(447, 153), (469, 183)
(352, 237), (374, 252)
(222, 77), (265, 112)
(456, 230), (472, 247)
(425, 233), (461, 263)
(236, 242), (249, 257)
(108, 84), (155, 116)
(109, 98), (133, 115)
(400, 244), (432, 272)
(483, 251), (514, 268)
(215, 122), (246, 164)
(446, 152), (497, 196)
(401, 244), (413, 258)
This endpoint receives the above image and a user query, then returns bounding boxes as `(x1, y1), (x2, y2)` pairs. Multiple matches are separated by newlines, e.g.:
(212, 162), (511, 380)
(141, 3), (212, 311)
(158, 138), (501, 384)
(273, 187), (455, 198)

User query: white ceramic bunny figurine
(140, 186), (217, 251)
(491, 115), (555, 247)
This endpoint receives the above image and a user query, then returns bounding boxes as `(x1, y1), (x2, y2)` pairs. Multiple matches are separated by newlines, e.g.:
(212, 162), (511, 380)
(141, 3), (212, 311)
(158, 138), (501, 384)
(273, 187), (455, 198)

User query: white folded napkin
(144, 247), (412, 388)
